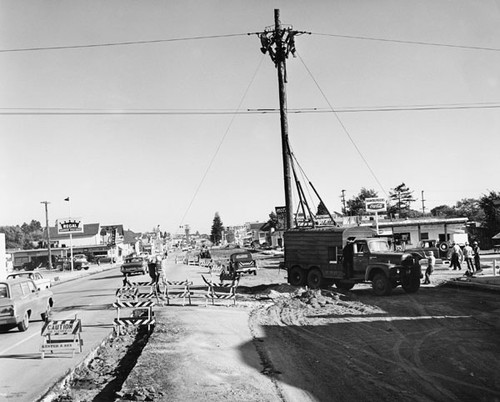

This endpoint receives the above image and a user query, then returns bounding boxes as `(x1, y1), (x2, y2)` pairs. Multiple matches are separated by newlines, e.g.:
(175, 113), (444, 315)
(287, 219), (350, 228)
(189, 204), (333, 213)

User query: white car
(7, 271), (52, 290)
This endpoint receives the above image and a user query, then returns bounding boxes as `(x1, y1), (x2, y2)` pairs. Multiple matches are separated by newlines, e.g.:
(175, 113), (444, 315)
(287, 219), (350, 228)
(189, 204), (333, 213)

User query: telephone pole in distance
(40, 201), (53, 270)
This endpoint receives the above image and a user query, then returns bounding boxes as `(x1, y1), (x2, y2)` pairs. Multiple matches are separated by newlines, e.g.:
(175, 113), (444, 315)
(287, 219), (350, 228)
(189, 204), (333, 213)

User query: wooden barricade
(164, 279), (193, 306)
(40, 315), (83, 358)
(115, 286), (139, 301)
(186, 255), (199, 266)
(201, 275), (239, 306)
(113, 300), (156, 335)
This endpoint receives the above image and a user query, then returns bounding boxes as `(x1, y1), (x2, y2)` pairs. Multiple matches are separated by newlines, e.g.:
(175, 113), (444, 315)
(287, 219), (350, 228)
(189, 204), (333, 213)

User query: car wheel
(17, 312), (29, 332)
(288, 266), (307, 286)
(307, 268), (323, 289)
(41, 301), (52, 322)
(372, 273), (392, 296)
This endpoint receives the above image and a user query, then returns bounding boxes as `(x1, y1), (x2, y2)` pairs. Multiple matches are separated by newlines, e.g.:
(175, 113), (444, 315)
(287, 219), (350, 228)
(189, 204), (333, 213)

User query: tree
(455, 198), (484, 222)
(210, 212), (224, 245)
(316, 201), (329, 216)
(388, 183), (416, 217)
(346, 188), (378, 216)
(267, 211), (278, 229)
(431, 204), (459, 218)
(478, 191), (500, 239)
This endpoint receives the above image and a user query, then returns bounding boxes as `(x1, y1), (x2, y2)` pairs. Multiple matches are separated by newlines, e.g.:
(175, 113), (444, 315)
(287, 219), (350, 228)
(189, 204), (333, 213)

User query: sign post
(56, 218), (84, 271)
(365, 198), (387, 235)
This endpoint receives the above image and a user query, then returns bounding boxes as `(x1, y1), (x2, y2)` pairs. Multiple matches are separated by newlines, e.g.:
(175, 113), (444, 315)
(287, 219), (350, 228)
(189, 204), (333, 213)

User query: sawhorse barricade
(113, 300), (156, 335)
(175, 254), (187, 264)
(115, 286), (139, 301)
(201, 275), (240, 306)
(40, 315), (83, 358)
(186, 255), (199, 266)
(164, 279), (193, 306)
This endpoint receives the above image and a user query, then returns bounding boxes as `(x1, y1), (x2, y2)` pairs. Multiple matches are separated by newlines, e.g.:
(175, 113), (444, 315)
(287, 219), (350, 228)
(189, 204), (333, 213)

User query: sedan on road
(7, 270), (52, 290)
(0, 277), (54, 332)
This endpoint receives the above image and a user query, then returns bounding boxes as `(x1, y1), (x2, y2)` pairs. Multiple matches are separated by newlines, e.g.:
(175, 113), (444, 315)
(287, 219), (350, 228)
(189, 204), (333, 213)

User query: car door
(353, 241), (370, 278)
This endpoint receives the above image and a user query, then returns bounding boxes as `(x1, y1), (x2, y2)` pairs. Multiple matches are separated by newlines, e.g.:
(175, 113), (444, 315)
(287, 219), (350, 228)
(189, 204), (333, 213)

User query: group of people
(424, 241), (482, 285)
(449, 241), (481, 275)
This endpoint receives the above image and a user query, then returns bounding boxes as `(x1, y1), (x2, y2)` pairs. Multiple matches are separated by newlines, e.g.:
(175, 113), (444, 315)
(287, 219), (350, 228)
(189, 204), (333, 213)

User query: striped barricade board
(113, 300), (155, 335)
(40, 317), (83, 358)
(115, 286), (139, 301)
(201, 275), (239, 306)
(164, 280), (193, 306)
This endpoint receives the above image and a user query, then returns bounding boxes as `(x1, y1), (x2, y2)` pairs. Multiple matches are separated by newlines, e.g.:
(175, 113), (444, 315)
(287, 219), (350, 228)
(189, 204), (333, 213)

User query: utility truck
(283, 226), (422, 296)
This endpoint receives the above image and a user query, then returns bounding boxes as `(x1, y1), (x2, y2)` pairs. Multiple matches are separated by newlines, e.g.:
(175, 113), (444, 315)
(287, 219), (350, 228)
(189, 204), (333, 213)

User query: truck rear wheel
(372, 273), (392, 296)
(288, 266), (307, 286)
(307, 268), (323, 289)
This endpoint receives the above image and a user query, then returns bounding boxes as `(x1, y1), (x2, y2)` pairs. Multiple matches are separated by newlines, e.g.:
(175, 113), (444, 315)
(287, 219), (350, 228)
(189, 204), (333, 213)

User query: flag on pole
(64, 197), (70, 201)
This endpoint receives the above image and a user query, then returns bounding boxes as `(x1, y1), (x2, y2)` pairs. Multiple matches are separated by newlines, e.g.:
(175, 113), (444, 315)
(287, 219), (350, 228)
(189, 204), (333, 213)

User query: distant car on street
(220, 251), (257, 280)
(0, 277), (54, 332)
(7, 270), (52, 290)
(73, 254), (88, 265)
(121, 255), (148, 276)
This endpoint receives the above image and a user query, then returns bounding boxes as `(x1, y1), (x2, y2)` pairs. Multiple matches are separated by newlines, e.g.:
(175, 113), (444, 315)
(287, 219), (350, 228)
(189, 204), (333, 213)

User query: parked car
(73, 254), (89, 266)
(7, 270), (52, 290)
(0, 277), (54, 332)
(121, 255), (148, 276)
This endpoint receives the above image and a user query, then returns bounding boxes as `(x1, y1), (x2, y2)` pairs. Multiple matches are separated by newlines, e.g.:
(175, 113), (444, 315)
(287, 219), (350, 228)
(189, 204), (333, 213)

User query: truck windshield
(368, 240), (390, 252)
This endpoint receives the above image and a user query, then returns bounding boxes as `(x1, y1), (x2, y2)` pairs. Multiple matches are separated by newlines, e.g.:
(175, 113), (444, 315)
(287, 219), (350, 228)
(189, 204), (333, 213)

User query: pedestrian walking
(424, 251), (435, 284)
(450, 242), (463, 270)
(463, 242), (475, 275)
(472, 241), (482, 273)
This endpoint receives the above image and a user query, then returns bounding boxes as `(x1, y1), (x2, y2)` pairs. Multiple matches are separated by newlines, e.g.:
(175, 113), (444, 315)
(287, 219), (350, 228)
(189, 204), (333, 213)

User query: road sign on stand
(40, 316), (83, 358)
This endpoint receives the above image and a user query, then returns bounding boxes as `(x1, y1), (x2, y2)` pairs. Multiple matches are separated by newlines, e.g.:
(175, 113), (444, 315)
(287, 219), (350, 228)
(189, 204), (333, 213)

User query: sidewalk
(427, 260), (500, 292)
(30, 261), (119, 286)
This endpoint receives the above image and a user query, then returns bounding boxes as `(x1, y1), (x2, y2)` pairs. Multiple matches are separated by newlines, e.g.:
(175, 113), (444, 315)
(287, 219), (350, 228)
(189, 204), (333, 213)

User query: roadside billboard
(275, 206), (287, 231)
(365, 198), (387, 213)
(57, 218), (84, 235)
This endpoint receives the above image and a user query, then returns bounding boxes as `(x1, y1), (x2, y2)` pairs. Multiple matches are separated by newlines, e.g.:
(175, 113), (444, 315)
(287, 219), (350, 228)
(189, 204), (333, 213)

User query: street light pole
(40, 201), (53, 270)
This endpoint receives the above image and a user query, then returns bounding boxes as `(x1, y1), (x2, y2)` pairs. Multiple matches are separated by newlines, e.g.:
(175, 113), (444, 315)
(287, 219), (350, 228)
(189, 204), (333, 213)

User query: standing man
(472, 241), (482, 274)
(450, 242), (463, 271)
(342, 239), (355, 279)
(463, 242), (475, 275)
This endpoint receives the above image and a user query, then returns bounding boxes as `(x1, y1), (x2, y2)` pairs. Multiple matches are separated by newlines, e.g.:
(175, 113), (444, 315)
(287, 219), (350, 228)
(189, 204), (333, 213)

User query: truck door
(353, 241), (369, 277)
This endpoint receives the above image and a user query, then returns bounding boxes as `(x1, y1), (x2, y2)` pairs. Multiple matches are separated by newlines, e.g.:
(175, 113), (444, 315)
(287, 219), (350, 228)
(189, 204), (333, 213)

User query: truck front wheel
(307, 268), (323, 289)
(289, 266), (307, 286)
(372, 273), (392, 296)
(402, 269), (421, 293)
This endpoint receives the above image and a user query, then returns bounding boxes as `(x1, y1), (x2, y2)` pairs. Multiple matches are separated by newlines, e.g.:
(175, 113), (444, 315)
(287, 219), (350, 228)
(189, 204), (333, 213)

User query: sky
(1, 0), (500, 235)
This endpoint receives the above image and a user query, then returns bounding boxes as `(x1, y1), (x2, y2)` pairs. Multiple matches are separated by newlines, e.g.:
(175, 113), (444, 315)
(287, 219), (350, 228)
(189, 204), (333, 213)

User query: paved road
(0, 264), (122, 402)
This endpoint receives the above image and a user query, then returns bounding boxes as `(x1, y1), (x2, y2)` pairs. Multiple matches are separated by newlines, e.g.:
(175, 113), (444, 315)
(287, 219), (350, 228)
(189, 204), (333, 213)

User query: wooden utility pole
(275, 10), (293, 229)
(40, 201), (53, 270)
(259, 9), (305, 229)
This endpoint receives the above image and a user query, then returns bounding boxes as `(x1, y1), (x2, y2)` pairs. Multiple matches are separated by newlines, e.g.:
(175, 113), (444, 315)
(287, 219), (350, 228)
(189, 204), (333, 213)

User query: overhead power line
(0, 32), (254, 53)
(1, 102), (500, 115)
(2, 30), (496, 54)
(312, 32), (500, 52)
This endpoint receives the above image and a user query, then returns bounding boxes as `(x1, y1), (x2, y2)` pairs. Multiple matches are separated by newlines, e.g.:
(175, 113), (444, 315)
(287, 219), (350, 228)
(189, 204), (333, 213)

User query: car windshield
(368, 240), (391, 252)
(0, 284), (8, 298)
